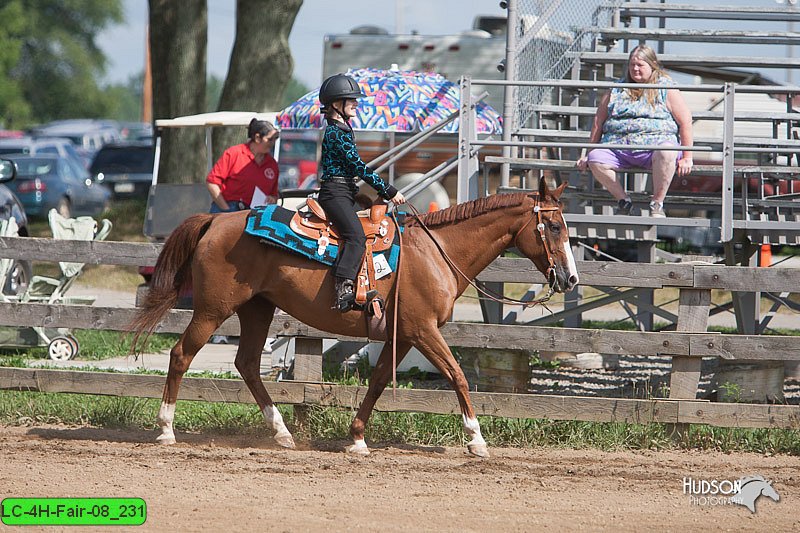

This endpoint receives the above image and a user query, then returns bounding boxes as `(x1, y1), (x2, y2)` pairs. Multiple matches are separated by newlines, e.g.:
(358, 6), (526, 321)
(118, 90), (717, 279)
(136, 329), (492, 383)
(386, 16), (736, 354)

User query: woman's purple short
(587, 146), (680, 170)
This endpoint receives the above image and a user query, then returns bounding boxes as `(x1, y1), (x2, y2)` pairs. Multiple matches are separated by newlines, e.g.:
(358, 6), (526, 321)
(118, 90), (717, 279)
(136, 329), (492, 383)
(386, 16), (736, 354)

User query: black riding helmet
(319, 74), (365, 106)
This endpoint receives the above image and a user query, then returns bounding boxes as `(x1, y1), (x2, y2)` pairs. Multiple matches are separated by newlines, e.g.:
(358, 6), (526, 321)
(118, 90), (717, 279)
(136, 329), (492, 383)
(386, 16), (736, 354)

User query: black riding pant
(318, 181), (365, 281)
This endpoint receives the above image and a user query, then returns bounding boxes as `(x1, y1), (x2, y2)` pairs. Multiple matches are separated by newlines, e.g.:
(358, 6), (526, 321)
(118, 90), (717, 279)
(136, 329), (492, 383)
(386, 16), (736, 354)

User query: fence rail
(0, 237), (799, 430)
(4, 236), (798, 291)
(1, 301), (799, 361)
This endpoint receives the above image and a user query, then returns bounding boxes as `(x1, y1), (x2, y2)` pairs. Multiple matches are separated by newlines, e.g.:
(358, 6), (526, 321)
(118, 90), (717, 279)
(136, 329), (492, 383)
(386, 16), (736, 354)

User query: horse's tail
(128, 213), (214, 353)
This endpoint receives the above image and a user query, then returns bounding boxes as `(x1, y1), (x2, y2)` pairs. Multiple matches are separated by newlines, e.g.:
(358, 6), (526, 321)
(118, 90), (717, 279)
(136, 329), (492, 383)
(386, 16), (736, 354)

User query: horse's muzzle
(549, 267), (579, 293)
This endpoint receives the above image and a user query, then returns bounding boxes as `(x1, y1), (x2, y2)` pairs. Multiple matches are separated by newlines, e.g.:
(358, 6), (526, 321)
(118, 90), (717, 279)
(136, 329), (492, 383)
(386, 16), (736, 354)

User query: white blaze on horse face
(562, 240), (579, 285)
(261, 405), (291, 438)
(462, 415), (486, 446)
(156, 402), (176, 444)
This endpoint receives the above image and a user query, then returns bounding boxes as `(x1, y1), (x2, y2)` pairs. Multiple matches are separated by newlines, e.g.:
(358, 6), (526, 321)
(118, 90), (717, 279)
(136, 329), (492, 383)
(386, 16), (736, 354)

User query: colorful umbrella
(277, 68), (502, 134)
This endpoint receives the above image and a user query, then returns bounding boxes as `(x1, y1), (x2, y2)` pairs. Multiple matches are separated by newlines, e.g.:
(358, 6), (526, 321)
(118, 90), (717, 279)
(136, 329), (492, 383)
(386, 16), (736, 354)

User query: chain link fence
(512, 0), (621, 129)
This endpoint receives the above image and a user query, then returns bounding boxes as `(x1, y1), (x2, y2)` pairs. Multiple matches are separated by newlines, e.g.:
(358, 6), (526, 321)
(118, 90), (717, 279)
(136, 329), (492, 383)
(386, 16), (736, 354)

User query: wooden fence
(0, 235), (799, 430)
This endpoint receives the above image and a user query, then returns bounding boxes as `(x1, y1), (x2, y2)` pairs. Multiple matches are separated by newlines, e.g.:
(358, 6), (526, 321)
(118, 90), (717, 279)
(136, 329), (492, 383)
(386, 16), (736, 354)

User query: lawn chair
(21, 209), (112, 306)
(12, 209), (112, 360)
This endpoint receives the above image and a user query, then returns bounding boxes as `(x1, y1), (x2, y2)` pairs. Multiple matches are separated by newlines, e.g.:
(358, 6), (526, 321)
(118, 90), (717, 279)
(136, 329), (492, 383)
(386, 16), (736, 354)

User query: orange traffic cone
(428, 201), (439, 212)
(759, 243), (772, 267)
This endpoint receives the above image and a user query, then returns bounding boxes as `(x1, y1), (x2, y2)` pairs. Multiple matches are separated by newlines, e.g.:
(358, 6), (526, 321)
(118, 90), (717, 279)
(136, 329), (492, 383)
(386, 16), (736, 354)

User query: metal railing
(458, 75), (800, 243)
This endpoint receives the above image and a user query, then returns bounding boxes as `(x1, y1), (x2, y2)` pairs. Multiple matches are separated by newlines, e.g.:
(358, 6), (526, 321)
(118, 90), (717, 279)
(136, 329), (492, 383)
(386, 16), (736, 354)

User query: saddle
(289, 198), (397, 315)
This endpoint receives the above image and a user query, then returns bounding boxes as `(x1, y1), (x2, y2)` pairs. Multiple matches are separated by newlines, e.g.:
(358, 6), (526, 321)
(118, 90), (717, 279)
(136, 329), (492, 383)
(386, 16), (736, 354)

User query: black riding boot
(334, 277), (355, 312)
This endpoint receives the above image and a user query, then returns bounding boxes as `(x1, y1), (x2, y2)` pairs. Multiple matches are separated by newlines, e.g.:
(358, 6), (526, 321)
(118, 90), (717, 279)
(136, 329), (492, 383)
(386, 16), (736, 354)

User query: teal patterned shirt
(320, 121), (397, 200)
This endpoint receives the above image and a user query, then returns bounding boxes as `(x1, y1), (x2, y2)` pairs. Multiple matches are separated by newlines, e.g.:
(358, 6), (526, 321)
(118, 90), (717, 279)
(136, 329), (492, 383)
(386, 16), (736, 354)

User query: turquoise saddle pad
(244, 205), (402, 270)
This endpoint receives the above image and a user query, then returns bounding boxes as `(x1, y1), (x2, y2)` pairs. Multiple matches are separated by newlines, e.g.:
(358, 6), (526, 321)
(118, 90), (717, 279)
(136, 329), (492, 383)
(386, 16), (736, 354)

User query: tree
(148, 0), (207, 184)
(0, 1), (31, 128)
(212, 0), (303, 160)
(0, 0), (123, 127)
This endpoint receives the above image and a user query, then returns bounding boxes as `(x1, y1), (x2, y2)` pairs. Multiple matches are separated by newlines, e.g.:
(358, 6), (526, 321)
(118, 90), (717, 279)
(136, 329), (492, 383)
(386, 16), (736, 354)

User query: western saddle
(289, 198), (397, 311)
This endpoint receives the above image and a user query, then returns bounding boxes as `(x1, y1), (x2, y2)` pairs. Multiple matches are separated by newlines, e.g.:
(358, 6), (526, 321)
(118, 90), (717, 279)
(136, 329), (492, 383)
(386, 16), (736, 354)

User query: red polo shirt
(206, 143), (279, 206)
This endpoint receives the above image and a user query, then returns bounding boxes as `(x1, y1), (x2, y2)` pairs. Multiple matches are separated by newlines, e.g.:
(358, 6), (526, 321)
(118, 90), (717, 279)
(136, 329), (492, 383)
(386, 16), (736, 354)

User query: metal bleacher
(489, 1), (800, 259)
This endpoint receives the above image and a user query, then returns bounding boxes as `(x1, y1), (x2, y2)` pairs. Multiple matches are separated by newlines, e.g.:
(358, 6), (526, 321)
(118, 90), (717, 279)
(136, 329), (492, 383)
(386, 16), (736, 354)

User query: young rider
(317, 73), (406, 312)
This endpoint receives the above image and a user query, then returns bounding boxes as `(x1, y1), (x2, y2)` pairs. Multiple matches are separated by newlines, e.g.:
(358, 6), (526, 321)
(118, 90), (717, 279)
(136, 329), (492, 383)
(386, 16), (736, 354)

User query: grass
(0, 389), (797, 454)
(0, 330), (180, 361)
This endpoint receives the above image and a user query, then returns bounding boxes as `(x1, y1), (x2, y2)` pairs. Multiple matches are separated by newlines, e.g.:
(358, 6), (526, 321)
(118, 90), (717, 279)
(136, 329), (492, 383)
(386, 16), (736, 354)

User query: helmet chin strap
(331, 101), (352, 129)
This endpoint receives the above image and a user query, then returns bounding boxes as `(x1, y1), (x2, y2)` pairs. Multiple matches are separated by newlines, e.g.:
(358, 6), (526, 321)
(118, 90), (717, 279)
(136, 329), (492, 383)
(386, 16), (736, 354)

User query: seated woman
(577, 44), (694, 218)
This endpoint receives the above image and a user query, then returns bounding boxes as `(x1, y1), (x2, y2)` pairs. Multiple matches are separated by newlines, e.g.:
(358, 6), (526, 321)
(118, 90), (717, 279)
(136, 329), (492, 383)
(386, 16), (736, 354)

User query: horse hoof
(467, 443), (490, 458)
(156, 434), (176, 445)
(346, 443), (370, 456)
(274, 433), (296, 449)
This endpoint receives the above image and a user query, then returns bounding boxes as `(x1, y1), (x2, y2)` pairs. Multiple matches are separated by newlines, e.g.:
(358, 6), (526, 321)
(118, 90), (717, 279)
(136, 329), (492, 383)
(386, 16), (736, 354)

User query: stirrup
(352, 289), (378, 311)
(335, 278), (355, 312)
(336, 297), (354, 312)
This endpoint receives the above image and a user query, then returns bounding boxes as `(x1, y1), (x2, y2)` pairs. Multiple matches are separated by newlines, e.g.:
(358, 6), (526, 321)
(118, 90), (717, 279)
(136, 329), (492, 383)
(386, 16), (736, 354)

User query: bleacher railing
(460, 76), (800, 243)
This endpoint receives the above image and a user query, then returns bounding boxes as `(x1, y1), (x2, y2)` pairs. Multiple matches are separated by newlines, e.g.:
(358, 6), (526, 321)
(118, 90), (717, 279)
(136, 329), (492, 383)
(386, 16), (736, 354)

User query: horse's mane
(404, 192), (533, 228)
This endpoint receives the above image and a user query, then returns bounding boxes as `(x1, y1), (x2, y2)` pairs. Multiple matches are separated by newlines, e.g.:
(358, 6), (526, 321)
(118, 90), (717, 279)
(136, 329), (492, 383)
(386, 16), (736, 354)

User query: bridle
(512, 197), (561, 291)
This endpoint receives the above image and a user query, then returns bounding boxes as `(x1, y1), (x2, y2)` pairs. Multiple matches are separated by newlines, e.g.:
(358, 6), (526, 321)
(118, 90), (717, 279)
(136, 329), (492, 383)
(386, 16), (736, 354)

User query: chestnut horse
(130, 181), (579, 457)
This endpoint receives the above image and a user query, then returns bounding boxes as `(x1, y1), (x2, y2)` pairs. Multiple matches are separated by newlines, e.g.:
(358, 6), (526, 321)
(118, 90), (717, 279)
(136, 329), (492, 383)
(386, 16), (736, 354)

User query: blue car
(7, 154), (110, 219)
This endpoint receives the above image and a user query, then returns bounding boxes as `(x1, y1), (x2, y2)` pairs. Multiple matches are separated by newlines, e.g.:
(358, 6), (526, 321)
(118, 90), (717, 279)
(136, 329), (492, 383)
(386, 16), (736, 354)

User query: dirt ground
(0, 425), (798, 532)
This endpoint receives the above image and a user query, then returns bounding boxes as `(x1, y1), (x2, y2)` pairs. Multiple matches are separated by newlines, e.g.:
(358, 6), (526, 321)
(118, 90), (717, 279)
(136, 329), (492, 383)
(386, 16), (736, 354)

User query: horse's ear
(552, 181), (568, 200)
(539, 176), (568, 200)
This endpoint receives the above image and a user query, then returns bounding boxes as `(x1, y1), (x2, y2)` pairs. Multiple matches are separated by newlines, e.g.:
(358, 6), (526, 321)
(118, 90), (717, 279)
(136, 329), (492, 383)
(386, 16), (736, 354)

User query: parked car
(0, 158), (31, 295)
(0, 136), (83, 165)
(89, 141), (155, 199)
(30, 119), (121, 154)
(5, 154), (110, 219)
(277, 130), (319, 191)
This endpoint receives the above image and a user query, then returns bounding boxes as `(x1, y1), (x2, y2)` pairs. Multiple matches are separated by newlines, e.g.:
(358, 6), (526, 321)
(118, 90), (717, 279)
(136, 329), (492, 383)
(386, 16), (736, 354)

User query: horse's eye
(548, 221), (561, 232)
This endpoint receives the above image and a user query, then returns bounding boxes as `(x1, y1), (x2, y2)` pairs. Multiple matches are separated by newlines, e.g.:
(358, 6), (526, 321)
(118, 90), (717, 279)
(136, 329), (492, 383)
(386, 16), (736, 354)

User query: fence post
(721, 82), (735, 243)
(636, 241), (656, 331)
(458, 75), (479, 203)
(291, 336), (323, 429)
(668, 261), (712, 440)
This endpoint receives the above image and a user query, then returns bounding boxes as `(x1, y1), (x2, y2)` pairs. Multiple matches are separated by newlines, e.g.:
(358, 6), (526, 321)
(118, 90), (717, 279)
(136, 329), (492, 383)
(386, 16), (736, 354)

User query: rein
(389, 208), (402, 399)
(405, 196), (561, 309)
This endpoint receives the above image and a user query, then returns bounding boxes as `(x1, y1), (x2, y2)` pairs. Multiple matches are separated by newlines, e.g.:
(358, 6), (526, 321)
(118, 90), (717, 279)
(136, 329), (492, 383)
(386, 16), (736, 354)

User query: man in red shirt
(206, 118), (280, 212)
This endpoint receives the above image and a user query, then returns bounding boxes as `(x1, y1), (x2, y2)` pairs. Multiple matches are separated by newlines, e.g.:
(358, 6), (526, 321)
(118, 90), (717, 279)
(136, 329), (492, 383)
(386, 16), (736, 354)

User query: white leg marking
(463, 415), (490, 458)
(562, 241), (580, 285)
(347, 438), (370, 456)
(262, 405), (295, 449)
(156, 402), (176, 445)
